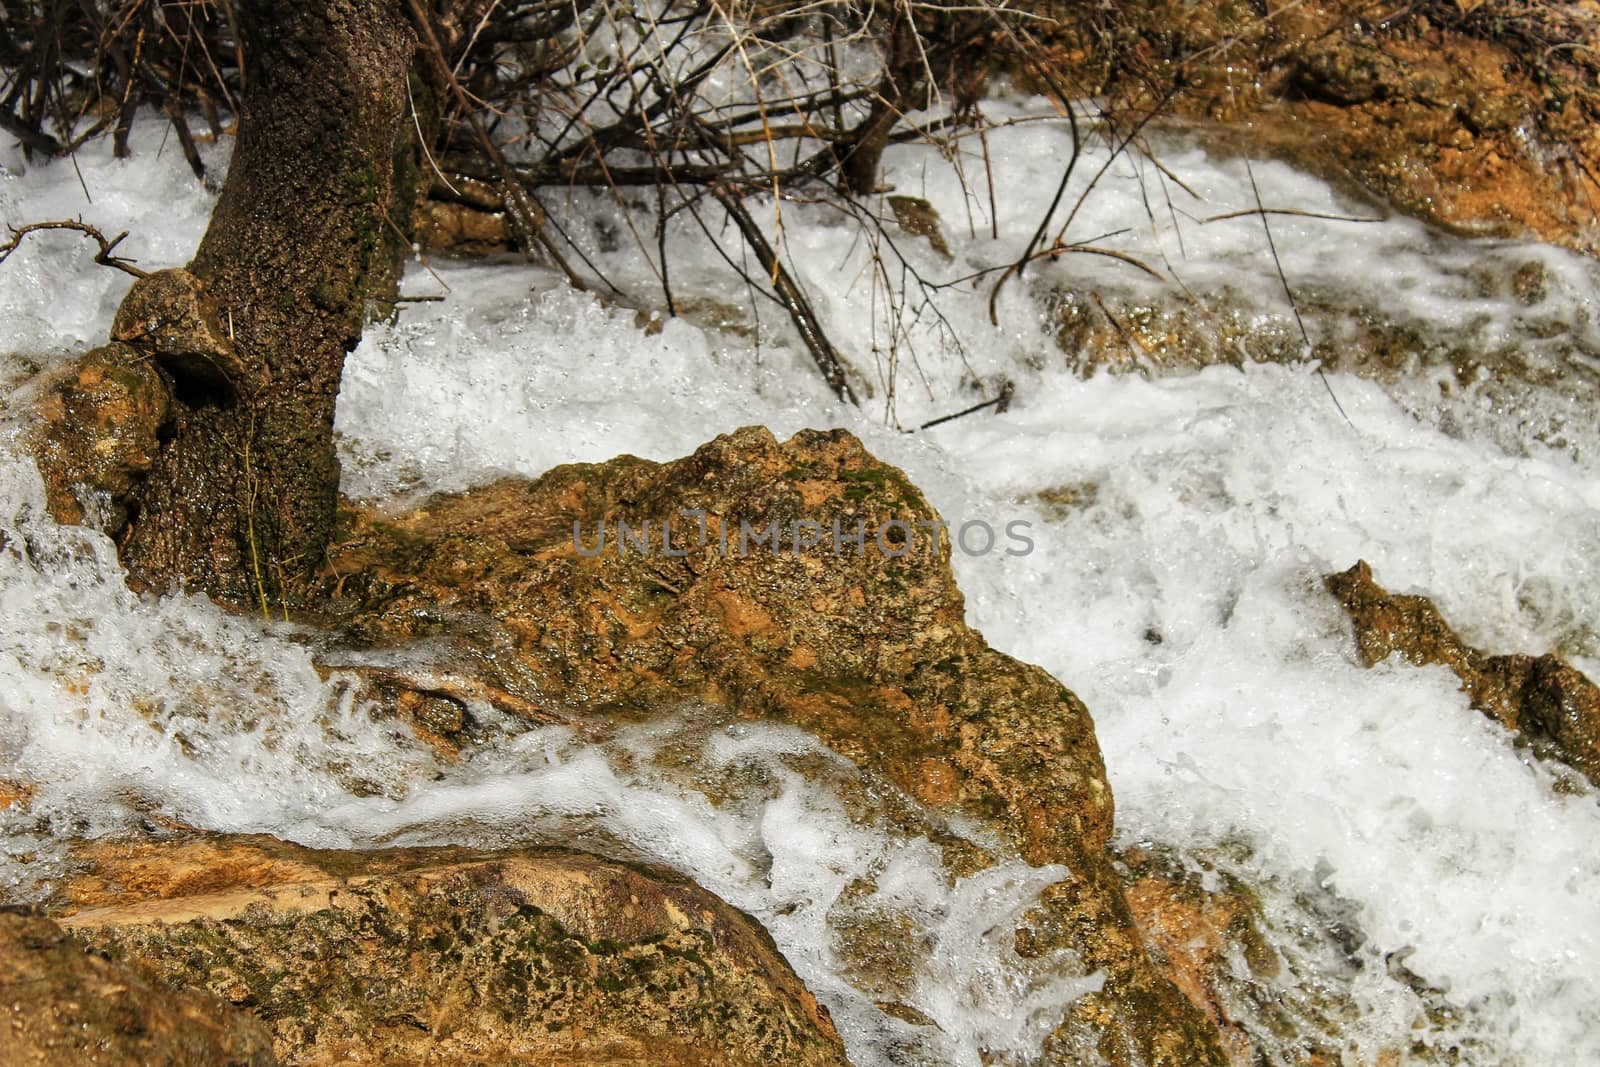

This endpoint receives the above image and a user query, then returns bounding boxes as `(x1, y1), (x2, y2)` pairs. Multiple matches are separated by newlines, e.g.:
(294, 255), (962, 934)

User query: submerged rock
(0, 909), (277, 1066)
(1119, 844), (1492, 1066)
(57, 833), (845, 1067)
(314, 425), (1228, 1065)
(1326, 560), (1600, 786)
(1044, 278), (1599, 463)
(886, 196), (952, 259)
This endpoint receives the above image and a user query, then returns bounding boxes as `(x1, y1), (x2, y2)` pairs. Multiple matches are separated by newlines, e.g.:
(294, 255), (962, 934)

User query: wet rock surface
(0, 909), (277, 1066)
(1120, 847), (1278, 1066)
(1013, 1), (1600, 464)
(1119, 845), (1489, 1066)
(313, 425), (1227, 1065)
(886, 196), (952, 259)
(30, 343), (169, 530)
(55, 833), (846, 1067)
(1326, 560), (1600, 786)
(1025, 0), (1600, 251)
(1045, 265), (1600, 463)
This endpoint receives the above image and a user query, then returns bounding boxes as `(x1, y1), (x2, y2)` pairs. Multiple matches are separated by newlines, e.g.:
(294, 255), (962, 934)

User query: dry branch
(709, 182), (859, 404)
(337, 663), (578, 731)
(0, 219), (150, 278)
(1, 0), (1147, 408)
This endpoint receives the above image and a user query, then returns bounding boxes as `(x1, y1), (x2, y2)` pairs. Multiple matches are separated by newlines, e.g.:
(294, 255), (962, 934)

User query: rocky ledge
(45, 834), (845, 1067)
(1327, 560), (1600, 788)
(309, 424), (1225, 1065)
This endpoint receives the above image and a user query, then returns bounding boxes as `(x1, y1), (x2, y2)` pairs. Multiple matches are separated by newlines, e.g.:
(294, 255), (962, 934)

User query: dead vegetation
(0, 0), (1185, 418)
(3, 1), (1594, 417)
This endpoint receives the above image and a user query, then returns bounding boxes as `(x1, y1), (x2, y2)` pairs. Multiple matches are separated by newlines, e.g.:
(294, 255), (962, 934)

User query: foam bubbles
(4, 104), (1600, 1064)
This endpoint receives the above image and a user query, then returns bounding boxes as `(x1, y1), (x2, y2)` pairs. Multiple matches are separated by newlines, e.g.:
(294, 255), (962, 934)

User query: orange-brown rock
(1119, 844), (1493, 1066)
(56, 833), (846, 1067)
(0, 909), (277, 1066)
(413, 198), (515, 256)
(30, 343), (169, 529)
(312, 425), (1228, 1065)
(1326, 560), (1600, 785)
(0, 777), (35, 812)
(1121, 849), (1273, 1066)
(1022, 0), (1600, 251)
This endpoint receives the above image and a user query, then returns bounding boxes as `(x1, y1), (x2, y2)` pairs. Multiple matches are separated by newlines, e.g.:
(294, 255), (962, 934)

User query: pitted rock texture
(0, 909), (277, 1066)
(313, 425), (1228, 1066)
(59, 834), (845, 1067)
(1327, 560), (1600, 787)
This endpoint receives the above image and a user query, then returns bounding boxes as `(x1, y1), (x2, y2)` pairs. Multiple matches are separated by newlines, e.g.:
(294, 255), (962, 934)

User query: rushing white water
(3, 103), (1600, 1064)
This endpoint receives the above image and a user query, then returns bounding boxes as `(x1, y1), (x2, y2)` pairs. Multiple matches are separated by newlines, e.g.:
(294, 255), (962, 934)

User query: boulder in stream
(315, 425), (1229, 1066)
(57, 833), (846, 1067)
(1326, 560), (1600, 787)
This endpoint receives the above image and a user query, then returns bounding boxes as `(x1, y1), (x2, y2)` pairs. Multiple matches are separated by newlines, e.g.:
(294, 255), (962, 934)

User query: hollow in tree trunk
(116, 0), (418, 609)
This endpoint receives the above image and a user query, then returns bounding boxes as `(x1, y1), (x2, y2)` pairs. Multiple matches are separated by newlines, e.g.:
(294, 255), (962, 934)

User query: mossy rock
(310, 425), (1230, 1066)
(58, 834), (846, 1067)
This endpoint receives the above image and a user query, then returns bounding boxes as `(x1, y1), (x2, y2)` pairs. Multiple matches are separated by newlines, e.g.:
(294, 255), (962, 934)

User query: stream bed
(3, 106), (1600, 1064)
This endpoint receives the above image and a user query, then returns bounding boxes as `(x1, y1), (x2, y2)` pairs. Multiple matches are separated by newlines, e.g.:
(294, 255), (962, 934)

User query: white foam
(0, 125), (221, 358)
(3, 98), (1600, 1063)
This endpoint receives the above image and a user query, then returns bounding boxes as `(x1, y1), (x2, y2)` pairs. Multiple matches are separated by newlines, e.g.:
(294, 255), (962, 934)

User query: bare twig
(986, 240), (1165, 325)
(919, 378), (1013, 429)
(1201, 207), (1385, 225)
(1244, 159), (1353, 428)
(0, 219), (150, 278)
(338, 663), (579, 730)
(709, 182), (859, 404)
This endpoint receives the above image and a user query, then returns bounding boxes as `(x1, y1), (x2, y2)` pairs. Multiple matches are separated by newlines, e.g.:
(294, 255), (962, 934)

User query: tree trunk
(117, 0), (418, 608)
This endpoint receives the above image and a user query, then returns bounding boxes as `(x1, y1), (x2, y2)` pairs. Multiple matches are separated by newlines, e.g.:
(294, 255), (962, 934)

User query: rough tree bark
(114, 0), (418, 608)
